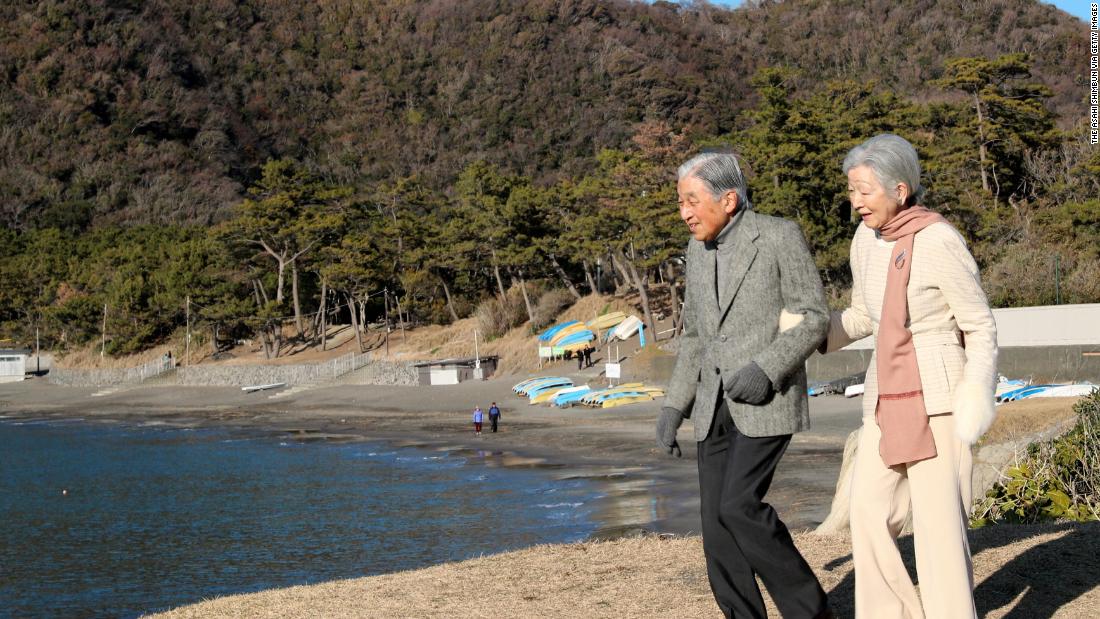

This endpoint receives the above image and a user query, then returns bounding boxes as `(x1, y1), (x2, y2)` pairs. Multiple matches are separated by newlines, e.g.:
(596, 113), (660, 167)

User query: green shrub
(971, 390), (1100, 527)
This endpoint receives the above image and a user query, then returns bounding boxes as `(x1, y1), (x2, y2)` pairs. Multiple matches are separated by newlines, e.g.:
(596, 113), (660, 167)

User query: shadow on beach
(821, 521), (1100, 618)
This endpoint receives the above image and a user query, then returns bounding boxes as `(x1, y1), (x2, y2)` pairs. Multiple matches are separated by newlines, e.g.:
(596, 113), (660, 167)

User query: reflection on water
(0, 418), (601, 618)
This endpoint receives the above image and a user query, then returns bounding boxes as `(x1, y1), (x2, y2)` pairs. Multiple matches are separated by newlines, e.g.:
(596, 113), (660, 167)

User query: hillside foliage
(0, 0), (1095, 357)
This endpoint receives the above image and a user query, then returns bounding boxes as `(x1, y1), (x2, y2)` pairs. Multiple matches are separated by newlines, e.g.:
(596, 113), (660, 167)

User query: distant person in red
(472, 406), (484, 436)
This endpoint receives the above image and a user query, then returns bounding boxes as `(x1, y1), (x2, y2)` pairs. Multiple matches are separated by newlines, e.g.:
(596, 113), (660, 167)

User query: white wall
(842, 303), (1100, 350)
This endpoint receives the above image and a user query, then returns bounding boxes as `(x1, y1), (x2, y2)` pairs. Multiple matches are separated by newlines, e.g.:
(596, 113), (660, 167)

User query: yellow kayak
(549, 323), (588, 345)
(580, 384), (645, 405)
(530, 385), (586, 404)
(601, 394), (654, 408)
(587, 311), (627, 331)
(562, 341), (593, 353)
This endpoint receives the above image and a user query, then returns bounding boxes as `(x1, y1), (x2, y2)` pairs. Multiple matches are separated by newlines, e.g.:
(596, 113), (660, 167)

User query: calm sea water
(0, 417), (601, 618)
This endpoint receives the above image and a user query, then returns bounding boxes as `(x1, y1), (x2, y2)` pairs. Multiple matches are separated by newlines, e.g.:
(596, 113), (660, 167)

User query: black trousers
(490, 416), (499, 432)
(698, 395), (828, 618)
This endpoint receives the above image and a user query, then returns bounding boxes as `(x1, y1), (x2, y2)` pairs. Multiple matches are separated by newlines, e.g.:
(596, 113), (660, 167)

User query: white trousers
(850, 413), (976, 619)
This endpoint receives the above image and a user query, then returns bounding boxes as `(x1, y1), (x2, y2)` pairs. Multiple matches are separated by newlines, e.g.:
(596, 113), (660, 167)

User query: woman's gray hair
(842, 134), (925, 206)
(677, 152), (753, 211)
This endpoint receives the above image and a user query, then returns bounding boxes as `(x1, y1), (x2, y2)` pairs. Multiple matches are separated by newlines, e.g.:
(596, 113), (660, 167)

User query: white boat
(1027, 384), (1098, 398)
(995, 376), (1030, 397)
(242, 382), (286, 392)
(844, 384), (865, 398)
(611, 315), (642, 341)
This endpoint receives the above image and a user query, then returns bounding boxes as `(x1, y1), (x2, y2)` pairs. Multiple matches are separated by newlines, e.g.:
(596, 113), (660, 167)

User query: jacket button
(719, 334), (727, 342)
(715, 368), (721, 375)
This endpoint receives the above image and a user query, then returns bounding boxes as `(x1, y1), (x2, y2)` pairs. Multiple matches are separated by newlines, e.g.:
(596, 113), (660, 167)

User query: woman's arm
(927, 224), (998, 443)
(822, 229), (874, 353)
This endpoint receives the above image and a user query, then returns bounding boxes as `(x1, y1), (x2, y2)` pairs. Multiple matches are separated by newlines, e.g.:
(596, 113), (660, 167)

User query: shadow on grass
(970, 522), (1099, 618)
(821, 522), (1100, 619)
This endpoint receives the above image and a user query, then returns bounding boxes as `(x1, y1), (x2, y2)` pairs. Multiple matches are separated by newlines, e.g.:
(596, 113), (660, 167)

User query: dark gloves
(656, 407), (684, 458)
(724, 361), (773, 405)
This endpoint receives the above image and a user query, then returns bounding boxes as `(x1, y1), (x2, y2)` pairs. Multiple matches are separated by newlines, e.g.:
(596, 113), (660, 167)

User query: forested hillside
(0, 0), (1095, 359)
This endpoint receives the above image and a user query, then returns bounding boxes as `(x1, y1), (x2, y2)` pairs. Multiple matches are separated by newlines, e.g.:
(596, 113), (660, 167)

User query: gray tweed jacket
(665, 208), (828, 440)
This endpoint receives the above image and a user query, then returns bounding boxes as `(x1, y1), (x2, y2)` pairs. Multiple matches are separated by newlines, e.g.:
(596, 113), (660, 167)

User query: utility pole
(1054, 255), (1062, 305)
(35, 325), (40, 374)
(100, 302), (107, 358)
(185, 295), (191, 367)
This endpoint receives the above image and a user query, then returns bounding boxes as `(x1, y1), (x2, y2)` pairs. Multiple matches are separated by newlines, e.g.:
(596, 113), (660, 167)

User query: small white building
(0, 348), (31, 382)
(413, 356), (499, 386)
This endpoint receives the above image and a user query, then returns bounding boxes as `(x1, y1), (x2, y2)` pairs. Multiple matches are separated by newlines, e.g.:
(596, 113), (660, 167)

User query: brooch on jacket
(894, 250), (907, 270)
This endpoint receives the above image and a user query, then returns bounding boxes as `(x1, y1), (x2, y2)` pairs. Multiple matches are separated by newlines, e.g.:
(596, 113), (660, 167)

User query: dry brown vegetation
(982, 397), (1084, 445)
(385, 293), (641, 375)
(151, 523), (1100, 619)
(51, 293), (646, 376)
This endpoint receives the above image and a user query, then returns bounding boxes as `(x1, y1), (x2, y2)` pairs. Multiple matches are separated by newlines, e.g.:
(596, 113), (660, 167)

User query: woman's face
(847, 165), (904, 230)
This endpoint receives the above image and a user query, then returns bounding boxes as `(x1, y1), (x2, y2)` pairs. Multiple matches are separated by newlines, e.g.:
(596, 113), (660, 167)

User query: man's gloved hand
(724, 361), (773, 405)
(656, 407), (684, 458)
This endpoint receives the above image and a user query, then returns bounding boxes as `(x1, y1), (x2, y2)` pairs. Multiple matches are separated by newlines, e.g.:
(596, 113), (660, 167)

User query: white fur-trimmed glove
(953, 380), (996, 444)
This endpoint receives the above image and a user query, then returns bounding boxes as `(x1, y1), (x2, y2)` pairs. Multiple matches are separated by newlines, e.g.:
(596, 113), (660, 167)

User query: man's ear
(723, 191), (739, 215)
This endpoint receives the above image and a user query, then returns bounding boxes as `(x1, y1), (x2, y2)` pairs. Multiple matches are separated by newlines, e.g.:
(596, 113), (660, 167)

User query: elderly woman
(822, 134), (997, 619)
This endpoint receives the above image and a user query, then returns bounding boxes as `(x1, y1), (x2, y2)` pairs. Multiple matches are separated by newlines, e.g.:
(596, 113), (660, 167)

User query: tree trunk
(610, 252), (632, 292)
(315, 279), (328, 349)
(582, 260), (597, 294)
(347, 293), (364, 352)
(549, 253), (582, 300)
(665, 261), (681, 337)
(974, 93), (990, 194)
(252, 279), (273, 360)
(275, 258), (286, 304)
(394, 293), (406, 340)
(440, 275), (460, 322)
(616, 249), (657, 341)
(291, 261), (303, 339)
(491, 247), (507, 299)
(320, 294), (328, 351)
(515, 268), (535, 325)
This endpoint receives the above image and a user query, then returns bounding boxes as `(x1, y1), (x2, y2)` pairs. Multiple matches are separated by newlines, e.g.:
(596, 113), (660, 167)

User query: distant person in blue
(488, 402), (501, 433)
(472, 406), (484, 436)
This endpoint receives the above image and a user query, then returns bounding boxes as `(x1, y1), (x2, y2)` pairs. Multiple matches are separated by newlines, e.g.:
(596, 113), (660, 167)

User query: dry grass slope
(384, 294), (639, 376)
(150, 523), (1100, 618)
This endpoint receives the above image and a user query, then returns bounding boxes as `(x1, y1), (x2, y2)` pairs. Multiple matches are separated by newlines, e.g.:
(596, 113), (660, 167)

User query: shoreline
(0, 378), (861, 536)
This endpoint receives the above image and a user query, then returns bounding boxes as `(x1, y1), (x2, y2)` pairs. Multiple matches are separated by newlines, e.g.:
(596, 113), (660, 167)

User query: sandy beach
(7, 377), (1098, 618)
(0, 375), (862, 536)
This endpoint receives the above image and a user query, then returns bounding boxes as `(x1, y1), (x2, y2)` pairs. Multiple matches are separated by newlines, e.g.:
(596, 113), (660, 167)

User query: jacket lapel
(687, 240), (719, 335)
(717, 210), (759, 326)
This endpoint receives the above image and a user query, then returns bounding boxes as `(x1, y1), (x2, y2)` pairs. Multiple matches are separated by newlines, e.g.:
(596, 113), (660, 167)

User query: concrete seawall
(49, 360), (418, 388)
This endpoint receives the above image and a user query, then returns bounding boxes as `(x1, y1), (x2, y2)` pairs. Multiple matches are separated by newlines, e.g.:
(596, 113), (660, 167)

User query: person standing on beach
(822, 134), (996, 618)
(657, 152), (833, 618)
(488, 403), (501, 433)
(472, 406), (484, 436)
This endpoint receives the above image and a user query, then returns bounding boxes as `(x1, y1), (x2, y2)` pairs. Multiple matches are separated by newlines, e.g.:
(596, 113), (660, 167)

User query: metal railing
(331, 352), (373, 379)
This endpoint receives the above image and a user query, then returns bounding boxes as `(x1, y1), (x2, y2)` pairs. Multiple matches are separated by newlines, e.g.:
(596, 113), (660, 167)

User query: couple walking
(472, 403), (501, 436)
(658, 135), (997, 618)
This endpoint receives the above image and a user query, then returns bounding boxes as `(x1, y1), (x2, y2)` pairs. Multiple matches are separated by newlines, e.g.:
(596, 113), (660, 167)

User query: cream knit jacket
(823, 222), (999, 444)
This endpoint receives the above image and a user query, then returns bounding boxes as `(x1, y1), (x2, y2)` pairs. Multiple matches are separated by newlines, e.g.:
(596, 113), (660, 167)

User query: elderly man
(657, 152), (831, 618)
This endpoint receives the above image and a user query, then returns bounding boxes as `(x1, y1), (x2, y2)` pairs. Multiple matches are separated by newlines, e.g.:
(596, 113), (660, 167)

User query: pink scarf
(874, 206), (948, 466)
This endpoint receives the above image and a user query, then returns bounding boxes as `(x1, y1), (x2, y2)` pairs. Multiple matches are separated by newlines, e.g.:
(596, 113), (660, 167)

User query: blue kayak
(539, 321), (580, 342)
(554, 387), (593, 407)
(557, 330), (595, 346)
(998, 384), (1056, 402)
